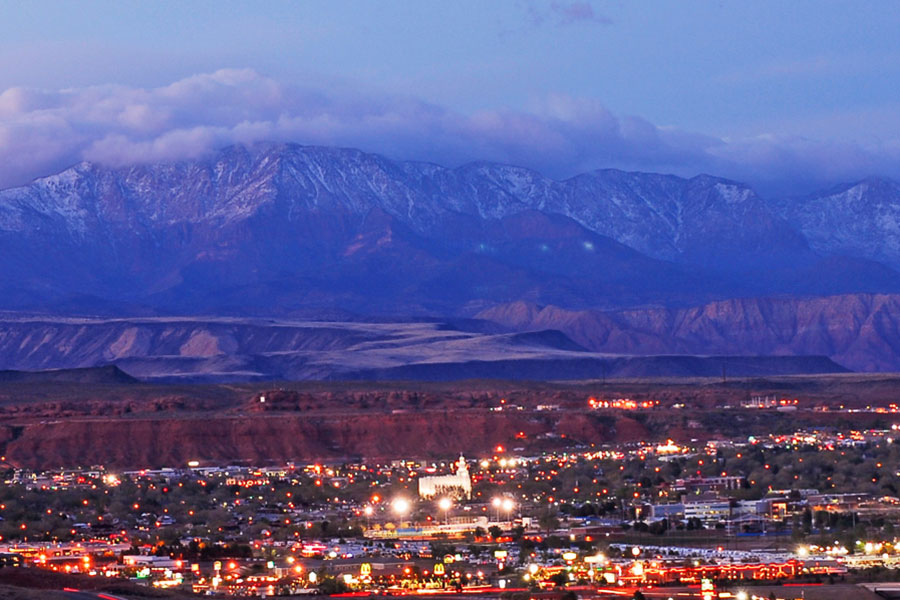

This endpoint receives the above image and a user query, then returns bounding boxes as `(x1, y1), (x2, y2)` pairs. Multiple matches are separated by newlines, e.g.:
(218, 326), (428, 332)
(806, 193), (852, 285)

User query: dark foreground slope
(341, 355), (844, 381)
(0, 365), (137, 384)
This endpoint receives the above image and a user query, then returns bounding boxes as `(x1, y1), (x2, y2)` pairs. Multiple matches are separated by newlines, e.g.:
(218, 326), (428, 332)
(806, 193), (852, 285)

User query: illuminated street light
(491, 497), (502, 522)
(735, 591), (748, 600)
(392, 498), (410, 520)
(438, 497), (452, 524)
(501, 497), (514, 520)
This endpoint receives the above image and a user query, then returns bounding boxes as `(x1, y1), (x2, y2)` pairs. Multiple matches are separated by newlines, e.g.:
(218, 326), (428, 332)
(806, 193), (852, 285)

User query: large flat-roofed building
(674, 475), (745, 494)
(683, 498), (732, 524)
(418, 456), (471, 500)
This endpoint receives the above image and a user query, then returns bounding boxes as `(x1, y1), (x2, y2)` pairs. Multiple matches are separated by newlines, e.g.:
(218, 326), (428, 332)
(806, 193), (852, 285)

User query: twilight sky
(1, 0), (899, 195)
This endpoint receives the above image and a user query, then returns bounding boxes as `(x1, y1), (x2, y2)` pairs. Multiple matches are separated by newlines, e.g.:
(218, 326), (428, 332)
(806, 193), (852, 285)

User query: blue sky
(1, 0), (899, 195)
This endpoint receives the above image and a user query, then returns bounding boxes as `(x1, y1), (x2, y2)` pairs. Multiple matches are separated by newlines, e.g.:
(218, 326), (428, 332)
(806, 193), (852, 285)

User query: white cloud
(1, 68), (899, 196)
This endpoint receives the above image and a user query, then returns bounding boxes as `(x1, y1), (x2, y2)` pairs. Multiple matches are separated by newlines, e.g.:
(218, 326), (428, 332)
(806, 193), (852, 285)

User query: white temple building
(418, 455), (472, 499)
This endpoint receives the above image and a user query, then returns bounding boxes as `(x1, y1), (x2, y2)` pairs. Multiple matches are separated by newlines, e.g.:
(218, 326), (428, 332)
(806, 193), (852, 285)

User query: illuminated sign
(701, 577), (715, 600)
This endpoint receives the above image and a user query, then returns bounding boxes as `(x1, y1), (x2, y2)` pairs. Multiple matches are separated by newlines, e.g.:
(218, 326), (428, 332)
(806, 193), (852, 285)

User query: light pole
(393, 498), (410, 526)
(501, 498), (514, 523)
(491, 497), (501, 523)
(438, 497), (452, 525)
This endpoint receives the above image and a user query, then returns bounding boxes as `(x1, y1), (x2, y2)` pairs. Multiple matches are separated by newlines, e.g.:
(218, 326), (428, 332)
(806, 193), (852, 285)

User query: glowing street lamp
(438, 497), (452, 524)
(492, 497), (514, 522)
(501, 497), (514, 521)
(491, 497), (502, 522)
(393, 498), (410, 524)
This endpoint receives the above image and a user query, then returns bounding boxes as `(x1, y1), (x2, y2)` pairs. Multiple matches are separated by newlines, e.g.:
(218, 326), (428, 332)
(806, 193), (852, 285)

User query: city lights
(1, 427), (895, 595)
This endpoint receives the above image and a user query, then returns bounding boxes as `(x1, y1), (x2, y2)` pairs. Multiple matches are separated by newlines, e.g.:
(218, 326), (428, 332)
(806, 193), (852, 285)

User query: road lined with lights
(61, 589), (127, 600)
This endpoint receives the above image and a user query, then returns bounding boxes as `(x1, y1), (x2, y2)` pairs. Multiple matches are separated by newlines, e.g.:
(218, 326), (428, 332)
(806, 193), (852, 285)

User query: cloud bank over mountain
(1, 68), (899, 195)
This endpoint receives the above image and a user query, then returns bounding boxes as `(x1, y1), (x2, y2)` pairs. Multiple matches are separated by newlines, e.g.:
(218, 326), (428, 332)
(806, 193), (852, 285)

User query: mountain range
(2, 142), (900, 377)
(0, 316), (846, 381)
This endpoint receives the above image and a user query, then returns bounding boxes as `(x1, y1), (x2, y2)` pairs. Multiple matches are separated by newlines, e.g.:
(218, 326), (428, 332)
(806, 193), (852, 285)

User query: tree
(548, 571), (568, 587)
(538, 510), (560, 533)
(648, 518), (668, 535)
(317, 574), (349, 595)
(488, 525), (503, 539)
(802, 507), (813, 534)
